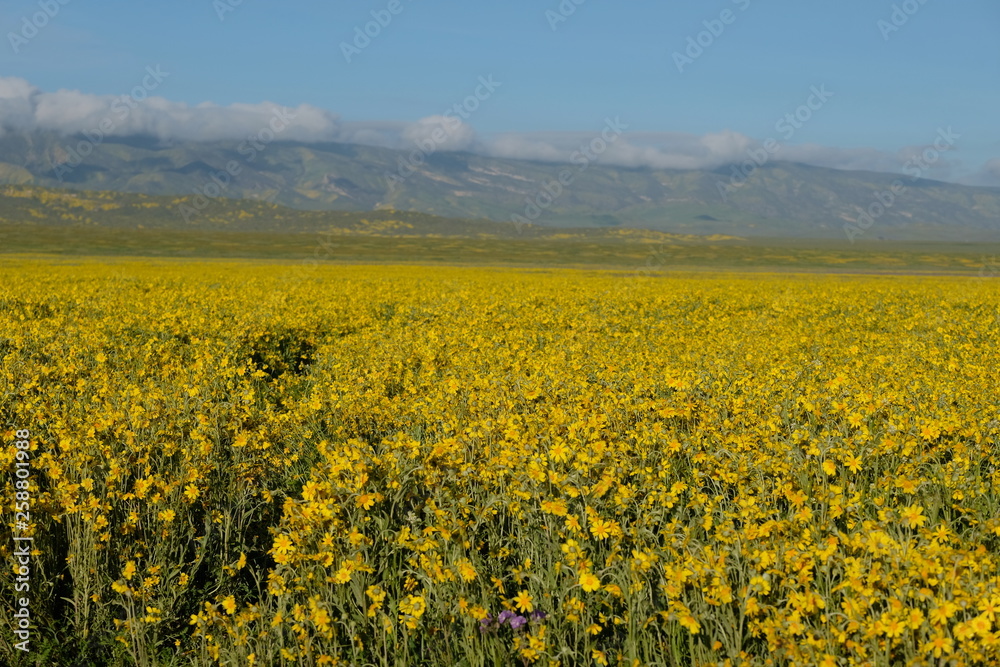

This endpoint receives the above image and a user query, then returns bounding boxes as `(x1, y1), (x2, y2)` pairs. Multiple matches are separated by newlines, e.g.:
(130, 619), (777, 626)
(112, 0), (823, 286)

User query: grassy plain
(2, 223), (999, 275)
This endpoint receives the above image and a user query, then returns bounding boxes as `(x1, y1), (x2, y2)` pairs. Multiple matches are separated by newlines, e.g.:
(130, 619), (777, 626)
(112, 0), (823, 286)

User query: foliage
(2, 259), (999, 666)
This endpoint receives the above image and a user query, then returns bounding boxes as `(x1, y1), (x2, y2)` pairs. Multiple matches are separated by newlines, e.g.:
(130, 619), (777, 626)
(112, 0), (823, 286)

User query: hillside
(2, 131), (999, 240)
(0, 184), (731, 243)
(2, 184), (999, 277)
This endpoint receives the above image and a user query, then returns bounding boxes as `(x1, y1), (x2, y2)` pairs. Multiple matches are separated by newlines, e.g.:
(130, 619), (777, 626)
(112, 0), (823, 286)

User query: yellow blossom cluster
(1, 258), (999, 666)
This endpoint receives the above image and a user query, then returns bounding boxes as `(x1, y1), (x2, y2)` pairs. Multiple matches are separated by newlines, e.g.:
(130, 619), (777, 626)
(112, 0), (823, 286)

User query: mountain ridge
(1, 130), (998, 240)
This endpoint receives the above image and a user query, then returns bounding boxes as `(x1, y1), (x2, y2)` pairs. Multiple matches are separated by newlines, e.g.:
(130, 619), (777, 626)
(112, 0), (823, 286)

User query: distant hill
(1, 130), (999, 240)
(0, 184), (738, 244)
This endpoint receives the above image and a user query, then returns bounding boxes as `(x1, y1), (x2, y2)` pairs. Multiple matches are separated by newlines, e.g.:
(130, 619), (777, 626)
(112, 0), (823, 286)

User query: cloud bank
(967, 158), (1000, 187)
(0, 75), (343, 143)
(0, 76), (987, 185)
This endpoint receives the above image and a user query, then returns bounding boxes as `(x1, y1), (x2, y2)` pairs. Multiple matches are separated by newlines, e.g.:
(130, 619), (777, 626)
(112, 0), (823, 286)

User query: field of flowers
(2, 258), (999, 666)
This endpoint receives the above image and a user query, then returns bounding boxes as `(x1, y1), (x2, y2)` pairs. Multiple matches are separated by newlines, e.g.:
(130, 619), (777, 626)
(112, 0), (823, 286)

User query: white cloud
(0, 77), (37, 134)
(0, 77), (483, 153)
(483, 129), (755, 170)
(485, 134), (571, 163)
(0, 76), (342, 143)
(0, 76), (991, 185)
(401, 115), (476, 152)
(334, 121), (407, 148)
(965, 158), (1000, 187)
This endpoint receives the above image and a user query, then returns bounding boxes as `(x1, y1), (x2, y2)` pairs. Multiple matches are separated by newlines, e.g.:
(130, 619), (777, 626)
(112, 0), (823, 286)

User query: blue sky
(2, 0), (998, 184)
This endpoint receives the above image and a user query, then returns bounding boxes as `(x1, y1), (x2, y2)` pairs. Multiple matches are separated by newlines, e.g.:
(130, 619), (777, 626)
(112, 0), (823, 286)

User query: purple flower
(479, 614), (496, 633)
(509, 615), (527, 630)
(530, 610), (548, 622)
(497, 610), (515, 625)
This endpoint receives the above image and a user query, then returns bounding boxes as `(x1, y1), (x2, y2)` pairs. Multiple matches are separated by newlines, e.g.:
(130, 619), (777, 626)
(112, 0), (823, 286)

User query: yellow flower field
(2, 258), (999, 666)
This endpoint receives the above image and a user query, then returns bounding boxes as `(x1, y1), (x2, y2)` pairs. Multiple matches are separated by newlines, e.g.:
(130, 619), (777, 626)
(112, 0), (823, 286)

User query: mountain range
(1, 130), (998, 240)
